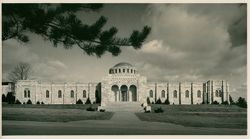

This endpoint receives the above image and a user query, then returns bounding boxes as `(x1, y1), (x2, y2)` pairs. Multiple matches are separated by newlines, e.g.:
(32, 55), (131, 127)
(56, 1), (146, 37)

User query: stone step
(104, 102), (144, 112)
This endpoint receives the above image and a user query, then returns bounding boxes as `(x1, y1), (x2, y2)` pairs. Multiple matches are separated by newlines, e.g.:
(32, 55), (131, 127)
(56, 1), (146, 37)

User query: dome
(109, 62), (137, 75)
(113, 62), (134, 68)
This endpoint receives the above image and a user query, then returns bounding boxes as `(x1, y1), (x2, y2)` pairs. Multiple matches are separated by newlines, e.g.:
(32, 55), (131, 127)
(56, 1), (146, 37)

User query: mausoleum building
(2, 62), (230, 105)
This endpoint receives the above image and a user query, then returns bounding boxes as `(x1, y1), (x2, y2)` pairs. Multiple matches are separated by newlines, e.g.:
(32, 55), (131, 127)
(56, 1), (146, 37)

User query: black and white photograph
(1, 2), (248, 136)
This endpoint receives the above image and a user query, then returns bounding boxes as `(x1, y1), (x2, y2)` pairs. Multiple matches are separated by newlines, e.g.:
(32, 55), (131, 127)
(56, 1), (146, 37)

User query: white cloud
(141, 40), (168, 53)
(2, 4), (246, 99)
(133, 4), (246, 97)
(47, 60), (68, 69)
(2, 40), (68, 82)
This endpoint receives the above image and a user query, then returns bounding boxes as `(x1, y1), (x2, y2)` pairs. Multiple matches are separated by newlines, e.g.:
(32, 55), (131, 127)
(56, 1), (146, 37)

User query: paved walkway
(2, 112), (247, 135)
(110, 111), (141, 121)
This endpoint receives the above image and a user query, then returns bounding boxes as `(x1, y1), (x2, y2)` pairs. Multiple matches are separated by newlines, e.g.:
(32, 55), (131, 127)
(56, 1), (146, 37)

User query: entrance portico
(111, 84), (137, 102)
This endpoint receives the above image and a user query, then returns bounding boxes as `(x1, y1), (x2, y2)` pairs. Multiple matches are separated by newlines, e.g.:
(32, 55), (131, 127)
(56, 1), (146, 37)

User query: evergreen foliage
(15, 99), (21, 104)
(2, 94), (7, 102)
(85, 97), (91, 104)
(164, 98), (170, 105)
(236, 97), (247, 108)
(27, 99), (32, 104)
(229, 95), (235, 105)
(76, 99), (83, 104)
(6, 92), (16, 104)
(3, 4), (151, 57)
(155, 98), (162, 104)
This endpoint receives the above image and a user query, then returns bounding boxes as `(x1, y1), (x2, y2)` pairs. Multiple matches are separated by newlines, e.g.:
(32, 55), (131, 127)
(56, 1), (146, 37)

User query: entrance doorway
(129, 85), (137, 101)
(121, 91), (127, 101)
(121, 85), (128, 102)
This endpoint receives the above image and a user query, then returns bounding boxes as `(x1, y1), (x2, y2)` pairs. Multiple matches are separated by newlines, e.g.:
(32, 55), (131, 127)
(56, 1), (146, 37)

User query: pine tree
(3, 4), (151, 57)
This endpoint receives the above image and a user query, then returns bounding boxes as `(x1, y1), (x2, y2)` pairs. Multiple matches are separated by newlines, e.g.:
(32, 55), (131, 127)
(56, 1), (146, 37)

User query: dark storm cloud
(228, 4), (247, 47)
(127, 4), (247, 98)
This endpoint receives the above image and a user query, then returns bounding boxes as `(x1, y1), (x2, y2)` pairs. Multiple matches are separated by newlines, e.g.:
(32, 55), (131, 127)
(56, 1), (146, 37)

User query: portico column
(119, 89), (121, 102)
(127, 90), (129, 101)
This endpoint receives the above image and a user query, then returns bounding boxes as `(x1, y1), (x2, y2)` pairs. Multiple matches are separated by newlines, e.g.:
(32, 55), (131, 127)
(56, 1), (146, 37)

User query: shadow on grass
(135, 104), (247, 129)
(3, 106), (114, 122)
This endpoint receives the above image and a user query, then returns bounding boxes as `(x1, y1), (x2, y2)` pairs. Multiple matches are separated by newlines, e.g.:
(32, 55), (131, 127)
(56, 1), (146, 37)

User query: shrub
(27, 99), (32, 104)
(76, 99), (83, 104)
(154, 107), (164, 113)
(221, 101), (229, 105)
(164, 98), (170, 105)
(86, 106), (95, 111)
(155, 98), (162, 104)
(23, 102), (26, 104)
(212, 101), (219, 105)
(85, 97), (91, 104)
(146, 97), (151, 104)
(100, 109), (105, 112)
(36, 101), (40, 104)
(41, 102), (44, 105)
(6, 92), (15, 104)
(2, 94), (7, 102)
(144, 110), (151, 113)
(229, 95), (235, 105)
(201, 101), (205, 104)
(15, 99), (21, 104)
(236, 97), (247, 108)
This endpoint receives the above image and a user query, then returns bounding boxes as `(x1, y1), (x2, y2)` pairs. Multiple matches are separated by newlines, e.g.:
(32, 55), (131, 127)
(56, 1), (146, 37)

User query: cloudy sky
(2, 4), (247, 100)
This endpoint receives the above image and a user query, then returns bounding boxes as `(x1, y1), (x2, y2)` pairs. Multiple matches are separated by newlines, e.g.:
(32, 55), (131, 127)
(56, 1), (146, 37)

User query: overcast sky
(2, 4), (247, 100)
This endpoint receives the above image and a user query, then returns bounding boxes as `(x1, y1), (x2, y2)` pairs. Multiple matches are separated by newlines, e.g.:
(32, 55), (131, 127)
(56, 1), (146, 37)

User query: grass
(136, 104), (247, 129)
(2, 104), (114, 122)
(2, 103), (100, 109)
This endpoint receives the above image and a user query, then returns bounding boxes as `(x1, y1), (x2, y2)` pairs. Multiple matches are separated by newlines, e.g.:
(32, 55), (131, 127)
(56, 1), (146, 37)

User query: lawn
(135, 104), (247, 129)
(2, 104), (114, 122)
(2, 103), (100, 109)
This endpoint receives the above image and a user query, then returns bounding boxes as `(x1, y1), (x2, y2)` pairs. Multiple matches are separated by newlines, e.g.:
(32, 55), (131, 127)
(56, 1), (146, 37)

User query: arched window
(24, 90), (27, 98)
(219, 90), (222, 97)
(127, 69), (129, 73)
(149, 90), (153, 98)
(58, 90), (62, 98)
(115, 69), (117, 73)
(197, 90), (201, 98)
(123, 69), (125, 73)
(161, 90), (165, 98)
(173, 90), (177, 98)
(134, 70), (136, 74)
(70, 90), (74, 98)
(215, 90), (219, 97)
(185, 90), (189, 98)
(109, 69), (113, 74)
(119, 69), (121, 73)
(27, 90), (30, 98)
(131, 69), (133, 73)
(83, 90), (87, 98)
(46, 90), (49, 98)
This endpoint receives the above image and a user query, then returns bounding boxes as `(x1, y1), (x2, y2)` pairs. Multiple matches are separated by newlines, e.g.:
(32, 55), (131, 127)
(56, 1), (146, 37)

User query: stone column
(179, 82), (181, 105)
(191, 83), (193, 105)
(51, 83), (53, 104)
(127, 90), (129, 102)
(119, 89), (121, 102)
(211, 81), (214, 103)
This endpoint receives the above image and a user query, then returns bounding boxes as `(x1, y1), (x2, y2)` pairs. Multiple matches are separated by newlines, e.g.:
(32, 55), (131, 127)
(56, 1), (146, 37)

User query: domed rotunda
(109, 62), (137, 75)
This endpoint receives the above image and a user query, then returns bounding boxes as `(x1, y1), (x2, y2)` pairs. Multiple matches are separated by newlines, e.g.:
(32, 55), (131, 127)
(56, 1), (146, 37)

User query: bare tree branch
(8, 62), (31, 83)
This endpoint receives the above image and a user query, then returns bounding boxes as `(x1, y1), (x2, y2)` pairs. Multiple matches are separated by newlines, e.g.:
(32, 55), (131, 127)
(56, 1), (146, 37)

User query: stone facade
(2, 82), (15, 96)
(3, 62), (230, 105)
(13, 81), (100, 104)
